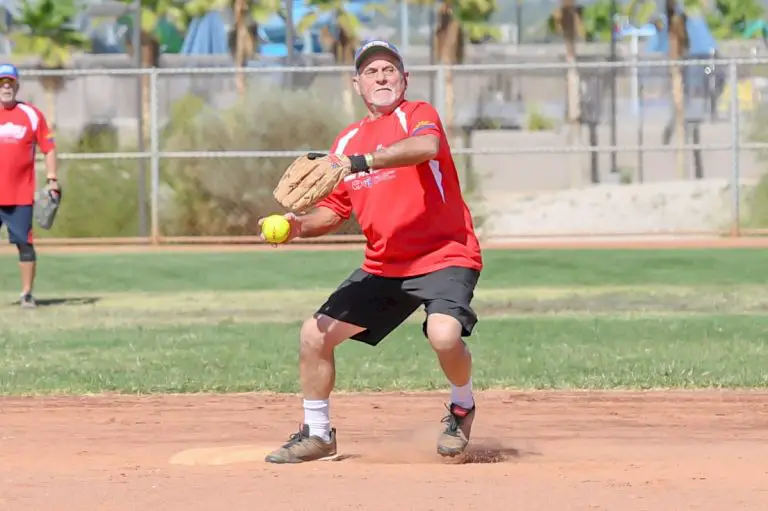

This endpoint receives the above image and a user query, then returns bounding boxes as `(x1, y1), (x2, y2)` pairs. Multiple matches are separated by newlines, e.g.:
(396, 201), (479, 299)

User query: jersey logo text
(0, 122), (27, 140)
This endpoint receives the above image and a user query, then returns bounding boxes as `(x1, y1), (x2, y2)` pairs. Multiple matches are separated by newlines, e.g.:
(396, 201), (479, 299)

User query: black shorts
(316, 265), (481, 347)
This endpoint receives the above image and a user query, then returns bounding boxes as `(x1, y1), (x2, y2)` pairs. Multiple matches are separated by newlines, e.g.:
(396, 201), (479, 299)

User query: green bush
(159, 88), (362, 236)
(525, 103), (555, 131)
(40, 127), (143, 238)
(740, 106), (768, 229)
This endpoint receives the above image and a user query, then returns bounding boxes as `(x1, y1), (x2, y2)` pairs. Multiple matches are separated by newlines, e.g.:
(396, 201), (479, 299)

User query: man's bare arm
(44, 149), (58, 181)
(368, 134), (439, 169)
(296, 206), (346, 238)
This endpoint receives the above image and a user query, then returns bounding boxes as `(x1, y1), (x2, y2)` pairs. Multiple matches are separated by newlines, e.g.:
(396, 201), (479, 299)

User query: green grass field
(0, 247), (767, 395)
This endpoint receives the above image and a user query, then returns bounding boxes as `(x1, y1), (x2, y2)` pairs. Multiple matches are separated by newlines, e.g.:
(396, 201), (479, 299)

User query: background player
(260, 40), (483, 464)
(0, 64), (59, 308)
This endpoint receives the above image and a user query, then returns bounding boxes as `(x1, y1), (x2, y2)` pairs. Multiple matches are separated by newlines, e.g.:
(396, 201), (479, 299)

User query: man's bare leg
(265, 314), (364, 464)
(427, 312), (476, 457)
(299, 313), (365, 440)
(20, 260), (35, 295)
(17, 242), (37, 307)
(426, 313), (473, 407)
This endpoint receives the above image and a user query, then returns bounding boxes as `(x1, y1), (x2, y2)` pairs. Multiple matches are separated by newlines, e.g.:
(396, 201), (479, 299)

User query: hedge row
(41, 87), (364, 238)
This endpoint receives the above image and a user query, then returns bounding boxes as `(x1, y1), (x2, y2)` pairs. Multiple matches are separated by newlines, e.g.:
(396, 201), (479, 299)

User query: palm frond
(297, 12), (319, 34)
(9, 0), (90, 68)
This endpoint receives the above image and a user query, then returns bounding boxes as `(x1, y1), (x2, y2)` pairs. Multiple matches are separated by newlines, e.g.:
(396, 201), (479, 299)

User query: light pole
(132, 0), (147, 237)
(609, 0), (617, 175)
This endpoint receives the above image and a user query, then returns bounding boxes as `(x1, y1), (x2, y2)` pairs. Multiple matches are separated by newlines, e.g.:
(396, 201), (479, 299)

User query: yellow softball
(261, 214), (292, 244)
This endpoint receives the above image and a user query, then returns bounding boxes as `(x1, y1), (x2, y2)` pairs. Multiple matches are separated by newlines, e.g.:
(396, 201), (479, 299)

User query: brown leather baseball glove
(273, 152), (369, 212)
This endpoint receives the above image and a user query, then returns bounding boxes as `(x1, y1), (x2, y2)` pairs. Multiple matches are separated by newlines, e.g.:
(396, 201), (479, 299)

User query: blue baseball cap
(354, 40), (404, 72)
(0, 64), (19, 81)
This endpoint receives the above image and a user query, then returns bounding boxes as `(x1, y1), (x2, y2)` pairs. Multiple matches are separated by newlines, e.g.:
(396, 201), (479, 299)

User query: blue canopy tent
(0, 0), (17, 28)
(0, 0), (16, 55)
(258, 0), (383, 57)
(181, 10), (229, 55)
(259, 2), (320, 57)
(177, 1), (383, 59)
(642, 14), (725, 127)
(645, 14), (717, 55)
(641, 14), (719, 102)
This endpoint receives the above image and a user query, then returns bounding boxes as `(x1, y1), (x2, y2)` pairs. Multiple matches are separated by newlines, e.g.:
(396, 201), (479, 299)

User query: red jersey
(318, 99), (483, 277)
(0, 101), (55, 205)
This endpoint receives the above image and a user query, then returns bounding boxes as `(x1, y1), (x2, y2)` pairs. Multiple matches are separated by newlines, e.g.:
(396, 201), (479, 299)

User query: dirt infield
(2, 390), (767, 510)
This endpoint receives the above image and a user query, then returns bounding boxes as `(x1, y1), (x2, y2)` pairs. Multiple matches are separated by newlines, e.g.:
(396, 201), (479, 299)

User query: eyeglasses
(0, 78), (17, 88)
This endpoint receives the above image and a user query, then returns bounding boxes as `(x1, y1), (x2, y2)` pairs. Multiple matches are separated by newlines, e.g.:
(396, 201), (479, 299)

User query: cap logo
(0, 64), (18, 78)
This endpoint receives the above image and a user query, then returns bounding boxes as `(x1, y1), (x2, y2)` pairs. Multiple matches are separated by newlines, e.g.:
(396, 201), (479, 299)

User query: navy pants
(0, 205), (34, 244)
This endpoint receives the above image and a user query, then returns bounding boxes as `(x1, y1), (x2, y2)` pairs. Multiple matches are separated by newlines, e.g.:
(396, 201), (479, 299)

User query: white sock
(450, 378), (474, 410)
(303, 399), (331, 441)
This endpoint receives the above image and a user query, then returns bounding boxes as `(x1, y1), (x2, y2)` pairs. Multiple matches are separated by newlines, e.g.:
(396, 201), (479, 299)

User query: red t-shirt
(0, 101), (55, 205)
(318, 99), (483, 278)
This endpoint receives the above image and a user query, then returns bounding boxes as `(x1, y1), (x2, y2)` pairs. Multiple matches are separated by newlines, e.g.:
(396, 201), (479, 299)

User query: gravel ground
(480, 178), (758, 237)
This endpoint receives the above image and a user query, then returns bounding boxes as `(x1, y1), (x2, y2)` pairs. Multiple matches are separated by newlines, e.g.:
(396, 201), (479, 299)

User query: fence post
(149, 68), (160, 245)
(434, 65), (446, 124)
(729, 59), (741, 237)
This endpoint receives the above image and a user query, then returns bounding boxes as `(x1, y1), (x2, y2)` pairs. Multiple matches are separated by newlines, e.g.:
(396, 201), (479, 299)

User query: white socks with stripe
(450, 378), (475, 410)
(303, 381), (473, 442)
(303, 399), (331, 441)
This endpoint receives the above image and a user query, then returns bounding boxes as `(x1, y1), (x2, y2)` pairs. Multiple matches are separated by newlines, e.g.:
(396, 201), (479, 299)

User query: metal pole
(286, 0), (294, 89)
(637, 77), (644, 183)
(609, 0), (617, 174)
(400, 0), (409, 53)
(631, 34), (639, 114)
(428, 2), (435, 104)
(435, 65), (446, 122)
(133, 0), (147, 237)
(150, 69), (160, 244)
(729, 61), (741, 237)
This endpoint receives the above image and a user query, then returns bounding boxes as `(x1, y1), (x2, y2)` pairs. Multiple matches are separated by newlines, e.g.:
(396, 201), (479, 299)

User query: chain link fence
(12, 57), (768, 244)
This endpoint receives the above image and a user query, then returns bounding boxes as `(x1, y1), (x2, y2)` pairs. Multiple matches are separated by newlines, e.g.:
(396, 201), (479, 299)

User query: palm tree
(115, 0), (227, 142)
(298, 0), (388, 119)
(410, 0), (496, 140)
(9, 0), (91, 129)
(626, 0), (657, 27)
(705, 0), (765, 39)
(580, 0), (613, 42)
(549, 0), (586, 185)
(230, 0), (280, 96)
(665, 0), (690, 179)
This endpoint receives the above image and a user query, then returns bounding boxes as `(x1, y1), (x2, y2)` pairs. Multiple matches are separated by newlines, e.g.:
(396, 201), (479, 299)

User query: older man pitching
(260, 40), (483, 463)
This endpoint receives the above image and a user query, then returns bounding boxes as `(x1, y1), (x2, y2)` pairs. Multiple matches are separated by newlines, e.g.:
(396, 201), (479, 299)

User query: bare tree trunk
(234, 0), (252, 96)
(562, 0), (583, 186)
(42, 85), (57, 130)
(435, 1), (463, 142)
(47, 89), (56, 130)
(140, 38), (160, 145)
(670, 63), (686, 178)
(322, 26), (356, 121)
(444, 66), (454, 137)
(667, 1), (688, 179)
(39, 75), (64, 130)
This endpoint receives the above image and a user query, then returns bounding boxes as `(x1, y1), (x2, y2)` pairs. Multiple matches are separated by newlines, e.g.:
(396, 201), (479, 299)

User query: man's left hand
(45, 177), (60, 192)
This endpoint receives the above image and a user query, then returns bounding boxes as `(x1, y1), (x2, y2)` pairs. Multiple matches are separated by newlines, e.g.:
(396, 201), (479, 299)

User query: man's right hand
(257, 212), (302, 244)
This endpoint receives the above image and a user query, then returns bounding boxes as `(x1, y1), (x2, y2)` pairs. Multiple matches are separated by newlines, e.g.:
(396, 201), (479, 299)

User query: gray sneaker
(264, 424), (338, 464)
(19, 292), (36, 308)
(437, 403), (476, 457)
